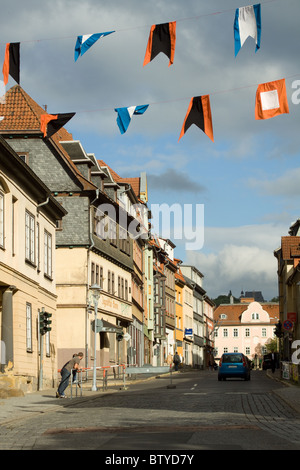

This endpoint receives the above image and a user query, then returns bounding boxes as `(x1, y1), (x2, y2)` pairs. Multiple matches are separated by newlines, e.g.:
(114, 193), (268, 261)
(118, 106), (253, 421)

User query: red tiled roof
(0, 85), (95, 191)
(281, 236), (300, 260)
(214, 302), (279, 324)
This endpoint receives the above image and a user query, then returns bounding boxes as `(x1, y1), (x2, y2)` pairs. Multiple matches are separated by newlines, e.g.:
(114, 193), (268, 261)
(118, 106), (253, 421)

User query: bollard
(167, 365), (176, 389)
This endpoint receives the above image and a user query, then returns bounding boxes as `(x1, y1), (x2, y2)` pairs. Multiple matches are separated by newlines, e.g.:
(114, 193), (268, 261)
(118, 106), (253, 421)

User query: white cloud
(248, 167), (300, 197)
(184, 223), (287, 300)
(187, 243), (278, 301)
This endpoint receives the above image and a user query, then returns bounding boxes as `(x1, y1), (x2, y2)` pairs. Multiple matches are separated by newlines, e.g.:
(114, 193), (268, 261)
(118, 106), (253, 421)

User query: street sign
(283, 320), (294, 331)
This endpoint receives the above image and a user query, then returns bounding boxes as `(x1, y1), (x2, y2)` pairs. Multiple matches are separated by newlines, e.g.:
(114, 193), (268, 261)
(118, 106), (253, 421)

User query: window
(107, 270), (111, 293)
(245, 328), (250, 337)
(223, 328), (228, 337)
(112, 272), (115, 295)
(252, 313), (259, 320)
(17, 152), (29, 164)
(262, 328), (267, 337)
(25, 210), (35, 264)
(100, 266), (103, 289)
(36, 222), (40, 271)
(233, 328), (238, 337)
(26, 303), (32, 352)
(0, 191), (4, 248)
(220, 314), (227, 319)
(246, 347), (250, 355)
(91, 263), (95, 285)
(44, 230), (52, 278)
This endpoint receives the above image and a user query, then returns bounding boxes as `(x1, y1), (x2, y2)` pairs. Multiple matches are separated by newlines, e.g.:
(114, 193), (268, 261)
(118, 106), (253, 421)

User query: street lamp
(89, 283), (102, 391)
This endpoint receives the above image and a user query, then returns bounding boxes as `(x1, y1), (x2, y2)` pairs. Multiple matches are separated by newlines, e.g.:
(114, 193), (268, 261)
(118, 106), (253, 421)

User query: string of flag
(0, 1), (295, 142)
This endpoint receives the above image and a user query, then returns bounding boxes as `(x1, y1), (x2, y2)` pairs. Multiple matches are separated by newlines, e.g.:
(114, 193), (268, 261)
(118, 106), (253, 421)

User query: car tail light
(242, 356), (247, 367)
(219, 357), (222, 366)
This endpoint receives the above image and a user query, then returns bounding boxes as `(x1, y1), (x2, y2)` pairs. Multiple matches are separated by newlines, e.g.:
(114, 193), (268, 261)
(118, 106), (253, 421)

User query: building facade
(214, 300), (279, 364)
(0, 136), (66, 391)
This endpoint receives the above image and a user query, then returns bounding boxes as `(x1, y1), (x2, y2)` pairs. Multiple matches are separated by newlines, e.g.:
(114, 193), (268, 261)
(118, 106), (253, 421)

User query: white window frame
(0, 191), (4, 248)
(25, 210), (35, 264)
(44, 230), (52, 278)
(26, 302), (32, 352)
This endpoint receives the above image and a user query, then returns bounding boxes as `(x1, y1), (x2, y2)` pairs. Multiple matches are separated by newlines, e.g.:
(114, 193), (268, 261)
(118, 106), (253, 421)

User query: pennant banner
(3, 42), (20, 85)
(179, 95), (214, 142)
(234, 3), (261, 56)
(115, 105), (149, 134)
(74, 31), (115, 61)
(143, 22), (176, 67)
(255, 78), (289, 120)
(41, 112), (76, 138)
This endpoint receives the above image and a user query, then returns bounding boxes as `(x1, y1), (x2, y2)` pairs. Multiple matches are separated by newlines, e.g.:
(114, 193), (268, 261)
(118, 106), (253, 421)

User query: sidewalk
(267, 367), (300, 414)
(0, 371), (174, 425)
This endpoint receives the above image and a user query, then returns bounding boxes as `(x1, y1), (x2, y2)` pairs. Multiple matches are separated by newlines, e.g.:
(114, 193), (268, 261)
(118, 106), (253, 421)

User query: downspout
(86, 189), (100, 373)
(37, 196), (50, 210)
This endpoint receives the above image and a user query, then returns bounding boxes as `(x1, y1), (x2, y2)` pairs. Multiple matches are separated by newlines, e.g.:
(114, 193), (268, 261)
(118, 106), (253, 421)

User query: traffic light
(116, 332), (124, 342)
(39, 309), (52, 335)
(274, 321), (283, 338)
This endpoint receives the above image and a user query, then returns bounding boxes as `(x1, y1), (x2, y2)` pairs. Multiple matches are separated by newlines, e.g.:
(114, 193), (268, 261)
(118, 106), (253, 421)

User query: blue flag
(234, 4), (261, 56)
(115, 105), (149, 134)
(74, 31), (114, 61)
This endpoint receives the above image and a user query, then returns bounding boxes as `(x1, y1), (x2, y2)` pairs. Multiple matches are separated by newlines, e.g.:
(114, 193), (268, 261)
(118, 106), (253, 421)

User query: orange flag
(255, 78), (289, 120)
(143, 22), (176, 67)
(179, 95), (214, 142)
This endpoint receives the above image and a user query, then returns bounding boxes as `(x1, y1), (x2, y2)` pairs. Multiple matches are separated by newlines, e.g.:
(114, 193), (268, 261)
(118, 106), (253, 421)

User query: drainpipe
(86, 189), (100, 373)
(37, 196), (50, 210)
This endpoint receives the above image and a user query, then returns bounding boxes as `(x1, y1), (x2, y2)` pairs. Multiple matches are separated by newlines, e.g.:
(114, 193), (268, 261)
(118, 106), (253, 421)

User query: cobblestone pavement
(0, 370), (300, 450)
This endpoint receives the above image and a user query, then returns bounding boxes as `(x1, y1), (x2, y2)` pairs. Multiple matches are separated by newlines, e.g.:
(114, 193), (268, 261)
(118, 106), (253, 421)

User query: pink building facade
(213, 301), (279, 362)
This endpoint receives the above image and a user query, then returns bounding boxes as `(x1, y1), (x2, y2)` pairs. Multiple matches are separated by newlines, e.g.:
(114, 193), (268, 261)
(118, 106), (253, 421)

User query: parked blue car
(218, 353), (251, 381)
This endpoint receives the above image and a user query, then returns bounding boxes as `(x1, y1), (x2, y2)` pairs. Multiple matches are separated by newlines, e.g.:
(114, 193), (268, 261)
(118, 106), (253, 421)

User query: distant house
(213, 300), (279, 363)
(240, 290), (265, 303)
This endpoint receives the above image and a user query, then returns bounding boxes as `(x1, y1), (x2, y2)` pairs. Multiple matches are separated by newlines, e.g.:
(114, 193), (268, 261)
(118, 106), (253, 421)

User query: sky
(1, 0), (300, 301)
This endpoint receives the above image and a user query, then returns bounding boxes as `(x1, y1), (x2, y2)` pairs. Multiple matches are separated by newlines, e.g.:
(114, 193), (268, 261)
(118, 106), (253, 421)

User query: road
(1, 369), (300, 453)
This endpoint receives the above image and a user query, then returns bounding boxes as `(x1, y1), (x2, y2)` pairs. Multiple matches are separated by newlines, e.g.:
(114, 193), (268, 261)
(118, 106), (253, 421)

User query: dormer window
(252, 313), (259, 320)
(17, 152), (29, 164)
(220, 314), (227, 319)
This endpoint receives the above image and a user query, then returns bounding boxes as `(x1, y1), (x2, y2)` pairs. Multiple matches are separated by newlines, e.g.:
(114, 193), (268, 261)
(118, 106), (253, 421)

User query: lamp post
(89, 283), (102, 391)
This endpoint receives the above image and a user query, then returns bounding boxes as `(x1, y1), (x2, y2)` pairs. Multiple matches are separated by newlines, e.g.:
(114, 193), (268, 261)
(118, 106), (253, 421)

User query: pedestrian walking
(173, 351), (181, 371)
(56, 352), (83, 398)
(271, 353), (276, 373)
(166, 353), (173, 367)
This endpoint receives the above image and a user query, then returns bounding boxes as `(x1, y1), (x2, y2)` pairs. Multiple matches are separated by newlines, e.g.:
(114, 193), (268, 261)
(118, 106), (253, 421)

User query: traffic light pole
(38, 308), (44, 391)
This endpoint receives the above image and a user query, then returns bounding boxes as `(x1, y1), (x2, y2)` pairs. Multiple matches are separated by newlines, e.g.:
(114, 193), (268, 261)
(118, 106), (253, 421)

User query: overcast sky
(2, 0), (300, 300)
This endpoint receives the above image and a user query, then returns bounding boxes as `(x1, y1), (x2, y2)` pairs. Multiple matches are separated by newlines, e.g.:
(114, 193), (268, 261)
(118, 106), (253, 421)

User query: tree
(265, 338), (278, 353)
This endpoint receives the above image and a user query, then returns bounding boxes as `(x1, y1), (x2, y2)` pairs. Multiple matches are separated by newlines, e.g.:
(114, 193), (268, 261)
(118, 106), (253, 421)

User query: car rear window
(222, 354), (243, 363)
